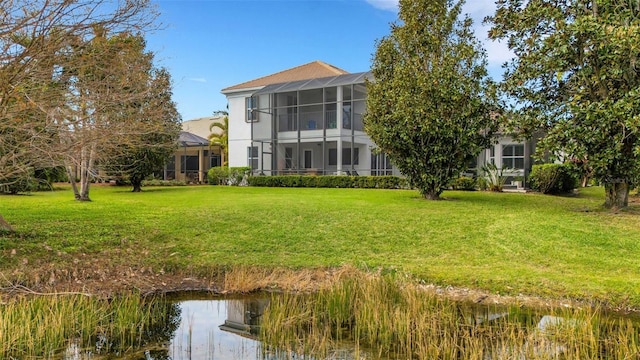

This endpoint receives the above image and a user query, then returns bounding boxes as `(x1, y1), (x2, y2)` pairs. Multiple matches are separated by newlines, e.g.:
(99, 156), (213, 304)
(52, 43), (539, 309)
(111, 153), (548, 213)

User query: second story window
(246, 96), (258, 123)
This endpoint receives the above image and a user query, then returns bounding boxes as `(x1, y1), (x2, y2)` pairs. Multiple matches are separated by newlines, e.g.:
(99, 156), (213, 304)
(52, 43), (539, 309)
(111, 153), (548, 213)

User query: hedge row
(247, 175), (408, 189)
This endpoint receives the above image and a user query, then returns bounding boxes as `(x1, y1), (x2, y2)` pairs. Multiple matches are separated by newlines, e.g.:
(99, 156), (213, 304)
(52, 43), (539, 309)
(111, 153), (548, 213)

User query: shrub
(481, 163), (508, 192)
(529, 164), (578, 194)
(451, 176), (477, 191)
(229, 167), (251, 185)
(207, 166), (252, 186)
(476, 177), (488, 191)
(34, 166), (68, 185)
(0, 177), (37, 194)
(207, 167), (229, 185)
(247, 175), (407, 189)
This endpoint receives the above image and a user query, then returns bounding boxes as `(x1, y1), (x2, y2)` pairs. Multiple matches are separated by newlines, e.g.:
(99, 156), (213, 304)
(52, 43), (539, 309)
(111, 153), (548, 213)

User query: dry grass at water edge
(220, 265), (372, 294)
(260, 272), (640, 359)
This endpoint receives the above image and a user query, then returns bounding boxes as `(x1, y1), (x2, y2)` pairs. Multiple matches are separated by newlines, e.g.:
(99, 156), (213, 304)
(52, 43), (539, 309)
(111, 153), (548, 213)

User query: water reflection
(60, 298), (268, 360)
(167, 299), (264, 360)
(55, 295), (640, 360)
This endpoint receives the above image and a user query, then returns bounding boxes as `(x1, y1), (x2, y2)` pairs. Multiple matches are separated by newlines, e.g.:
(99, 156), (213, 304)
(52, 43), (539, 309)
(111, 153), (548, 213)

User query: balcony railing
(277, 110), (338, 131)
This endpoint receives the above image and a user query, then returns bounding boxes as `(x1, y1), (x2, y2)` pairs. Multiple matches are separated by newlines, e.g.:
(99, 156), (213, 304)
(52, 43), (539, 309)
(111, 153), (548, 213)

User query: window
(164, 156), (176, 180)
(285, 147), (293, 169)
(342, 103), (352, 129)
(502, 144), (525, 169)
(325, 103), (337, 129)
(328, 148), (359, 166)
(180, 155), (199, 173)
(343, 148), (359, 165)
(371, 153), (393, 175)
(246, 96), (258, 122)
(247, 146), (258, 169)
(210, 154), (221, 168)
(304, 150), (312, 169)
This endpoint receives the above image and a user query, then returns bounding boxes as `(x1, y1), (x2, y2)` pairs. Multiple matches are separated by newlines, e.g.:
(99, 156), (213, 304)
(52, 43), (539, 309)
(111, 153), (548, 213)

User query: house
(160, 116), (224, 182)
(222, 61), (535, 186)
(222, 61), (396, 176)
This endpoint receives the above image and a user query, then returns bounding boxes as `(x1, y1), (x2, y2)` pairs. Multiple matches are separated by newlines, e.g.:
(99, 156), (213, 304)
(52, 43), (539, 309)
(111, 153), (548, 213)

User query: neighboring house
(160, 116), (224, 182)
(222, 61), (535, 187)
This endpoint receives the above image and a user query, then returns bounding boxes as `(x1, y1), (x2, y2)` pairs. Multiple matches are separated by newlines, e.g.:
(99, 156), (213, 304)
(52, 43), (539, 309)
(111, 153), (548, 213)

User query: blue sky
(146, 0), (511, 121)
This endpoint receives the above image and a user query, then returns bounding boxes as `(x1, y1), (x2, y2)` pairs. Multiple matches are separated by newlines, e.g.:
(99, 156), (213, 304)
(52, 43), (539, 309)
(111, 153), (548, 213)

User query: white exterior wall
(226, 91), (255, 168)
(226, 90), (274, 172)
(252, 93), (273, 173)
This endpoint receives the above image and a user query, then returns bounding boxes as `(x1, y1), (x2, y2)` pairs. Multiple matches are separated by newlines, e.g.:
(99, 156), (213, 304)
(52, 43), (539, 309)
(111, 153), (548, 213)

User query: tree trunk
(422, 190), (442, 200)
(604, 182), (629, 209)
(0, 214), (14, 232)
(131, 180), (142, 192)
(75, 142), (95, 202)
(65, 164), (81, 200)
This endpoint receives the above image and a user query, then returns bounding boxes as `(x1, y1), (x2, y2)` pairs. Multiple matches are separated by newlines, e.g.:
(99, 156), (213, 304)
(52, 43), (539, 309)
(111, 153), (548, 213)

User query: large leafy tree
(489, 0), (640, 209)
(364, 0), (497, 200)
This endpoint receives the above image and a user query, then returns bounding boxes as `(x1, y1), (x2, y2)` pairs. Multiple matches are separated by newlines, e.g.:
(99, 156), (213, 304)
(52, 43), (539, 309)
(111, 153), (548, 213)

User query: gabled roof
(221, 61), (349, 93)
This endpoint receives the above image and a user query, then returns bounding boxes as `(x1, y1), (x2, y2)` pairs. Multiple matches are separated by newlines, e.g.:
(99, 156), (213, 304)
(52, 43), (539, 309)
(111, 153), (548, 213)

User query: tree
(364, 0), (497, 200)
(106, 67), (181, 192)
(489, 0), (640, 209)
(57, 27), (171, 201)
(208, 111), (229, 166)
(0, 0), (157, 229)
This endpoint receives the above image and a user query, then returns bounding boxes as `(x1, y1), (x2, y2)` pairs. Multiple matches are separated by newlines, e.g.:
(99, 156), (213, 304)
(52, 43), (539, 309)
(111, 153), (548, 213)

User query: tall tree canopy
(105, 65), (182, 193)
(489, 0), (640, 209)
(57, 26), (175, 201)
(364, 0), (497, 200)
(0, 0), (159, 229)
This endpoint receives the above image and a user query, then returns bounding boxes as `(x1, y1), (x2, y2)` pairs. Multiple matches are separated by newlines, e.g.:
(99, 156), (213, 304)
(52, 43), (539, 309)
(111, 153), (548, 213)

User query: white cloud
(462, 1), (514, 75)
(364, 0), (398, 11)
(484, 38), (513, 65)
(189, 77), (207, 83)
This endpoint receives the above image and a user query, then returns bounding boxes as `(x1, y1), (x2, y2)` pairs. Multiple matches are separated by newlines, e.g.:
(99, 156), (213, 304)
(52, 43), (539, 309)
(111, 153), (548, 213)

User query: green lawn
(1, 185), (639, 305)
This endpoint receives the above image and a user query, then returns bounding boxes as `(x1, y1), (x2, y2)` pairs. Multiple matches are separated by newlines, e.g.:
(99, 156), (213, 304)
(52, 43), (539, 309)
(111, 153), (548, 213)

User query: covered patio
(162, 131), (221, 183)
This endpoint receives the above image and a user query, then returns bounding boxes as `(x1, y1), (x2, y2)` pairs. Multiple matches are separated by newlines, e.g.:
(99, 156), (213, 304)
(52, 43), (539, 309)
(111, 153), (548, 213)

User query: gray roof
(178, 131), (209, 147)
(252, 71), (372, 96)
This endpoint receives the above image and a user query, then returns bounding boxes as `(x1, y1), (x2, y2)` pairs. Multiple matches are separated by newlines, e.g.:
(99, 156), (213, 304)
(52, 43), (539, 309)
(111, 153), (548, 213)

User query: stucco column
(336, 86), (343, 174)
(174, 153), (180, 182)
(198, 148), (203, 182)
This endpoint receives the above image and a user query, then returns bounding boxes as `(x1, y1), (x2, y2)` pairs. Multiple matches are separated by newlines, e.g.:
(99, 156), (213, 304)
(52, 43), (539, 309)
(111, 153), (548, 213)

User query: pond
(59, 295), (267, 360)
(51, 292), (640, 360)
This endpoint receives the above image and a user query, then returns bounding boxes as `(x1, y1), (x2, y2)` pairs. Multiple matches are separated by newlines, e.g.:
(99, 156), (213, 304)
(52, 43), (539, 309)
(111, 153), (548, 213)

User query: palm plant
(209, 111), (229, 166)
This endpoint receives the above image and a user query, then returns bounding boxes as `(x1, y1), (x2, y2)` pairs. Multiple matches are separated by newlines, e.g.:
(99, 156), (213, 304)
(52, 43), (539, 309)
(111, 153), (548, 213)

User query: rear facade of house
(222, 61), (536, 187)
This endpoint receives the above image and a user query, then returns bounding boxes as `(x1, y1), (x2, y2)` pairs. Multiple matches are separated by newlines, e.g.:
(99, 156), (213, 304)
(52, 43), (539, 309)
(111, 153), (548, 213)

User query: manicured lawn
(1, 185), (639, 305)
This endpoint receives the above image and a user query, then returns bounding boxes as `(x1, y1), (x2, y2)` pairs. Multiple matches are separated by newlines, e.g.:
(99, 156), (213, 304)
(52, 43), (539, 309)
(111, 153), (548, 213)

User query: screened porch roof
(178, 131), (209, 147)
(252, 71), (372, 96)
